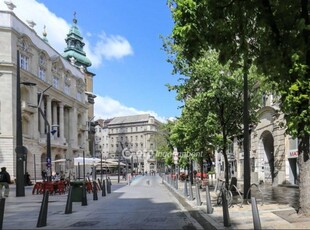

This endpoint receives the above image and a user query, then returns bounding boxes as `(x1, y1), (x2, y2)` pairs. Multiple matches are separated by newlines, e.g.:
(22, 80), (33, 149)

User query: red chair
(85, 182), (92, 193)
(32, 182), (43, 195)
(43, 182), (55, 195)
(56, 181), (66, 194)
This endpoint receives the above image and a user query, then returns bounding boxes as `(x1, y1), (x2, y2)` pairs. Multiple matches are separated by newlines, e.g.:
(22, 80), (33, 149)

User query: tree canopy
(167, 0), (310, 215)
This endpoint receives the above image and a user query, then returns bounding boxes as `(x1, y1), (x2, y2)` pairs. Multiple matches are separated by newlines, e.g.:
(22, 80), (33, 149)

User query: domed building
(0, 6), (95, 185)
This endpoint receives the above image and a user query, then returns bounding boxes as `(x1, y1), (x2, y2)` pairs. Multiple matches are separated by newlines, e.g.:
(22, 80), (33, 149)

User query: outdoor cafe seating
(32, 180), (67, 195)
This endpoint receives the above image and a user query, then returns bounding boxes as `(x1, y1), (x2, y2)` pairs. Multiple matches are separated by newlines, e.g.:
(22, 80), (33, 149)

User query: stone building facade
(216, 94), (299, 186)
(94, 114), (162, 173)
(0, 9), (93, 180)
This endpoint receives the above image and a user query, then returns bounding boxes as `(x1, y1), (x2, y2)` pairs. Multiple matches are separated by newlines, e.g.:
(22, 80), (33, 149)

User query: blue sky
(1, 0), (183, 121)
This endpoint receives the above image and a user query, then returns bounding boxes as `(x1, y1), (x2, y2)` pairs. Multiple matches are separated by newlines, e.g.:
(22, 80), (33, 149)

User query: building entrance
(258, 131), (274, 184)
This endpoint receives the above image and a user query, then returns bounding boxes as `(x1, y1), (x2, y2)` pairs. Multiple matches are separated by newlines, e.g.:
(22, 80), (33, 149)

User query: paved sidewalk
(1, 180), (128, 229)
(163, 176), (310, 229)
(2, 176), (310, 229)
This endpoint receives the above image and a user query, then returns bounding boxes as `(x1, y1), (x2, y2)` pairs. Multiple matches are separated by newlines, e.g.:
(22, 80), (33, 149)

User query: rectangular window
(52, 76), (59, 88)
(20, 54), (29, 70)
(76, 92), (82, 101)
(64, 83), (70, 95)
(289, 137), (298, 150)
(38, 67), (46, 81)
(251, 158), (255, 172)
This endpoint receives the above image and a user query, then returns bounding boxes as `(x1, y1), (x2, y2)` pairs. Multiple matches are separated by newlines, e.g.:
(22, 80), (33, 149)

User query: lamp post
(243, 66), (250, 201)
(15, 50), (36, 197)
(100, 153), (103, 181)
(83, 149), (86, 181)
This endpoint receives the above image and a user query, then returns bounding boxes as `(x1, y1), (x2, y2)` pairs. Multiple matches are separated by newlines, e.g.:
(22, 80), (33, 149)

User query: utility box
(70, 181), (84, 202)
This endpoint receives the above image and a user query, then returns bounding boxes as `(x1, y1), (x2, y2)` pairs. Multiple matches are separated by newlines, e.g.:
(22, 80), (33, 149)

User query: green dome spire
(62, 12), (92, 68)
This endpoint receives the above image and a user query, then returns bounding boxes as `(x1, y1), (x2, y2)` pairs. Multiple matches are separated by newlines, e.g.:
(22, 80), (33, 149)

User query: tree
(168, 0), (310, 215)
(154, 121), (176, 170)
(164, 48), (263, 187)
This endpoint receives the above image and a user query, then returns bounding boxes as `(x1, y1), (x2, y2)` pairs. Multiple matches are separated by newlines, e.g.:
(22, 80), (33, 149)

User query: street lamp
(15, 50), (36, 197)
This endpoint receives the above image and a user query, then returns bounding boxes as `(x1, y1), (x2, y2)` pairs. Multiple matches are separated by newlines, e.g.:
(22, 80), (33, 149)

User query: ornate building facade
(0, 8), (94, 180)
(94, 114), (162, 173)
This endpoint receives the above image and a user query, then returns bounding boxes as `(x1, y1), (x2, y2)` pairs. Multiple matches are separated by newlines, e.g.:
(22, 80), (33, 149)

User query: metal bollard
(65, 186), (73, 214)
(251, 197), (262, 229)
(93, 181), (98, 200)
(81, 183), (87, 206)
(222, 191), (231, 227)
(0, 198), (5, 229)
(206, 186), (213, 214)
(37, 191), (49, 227)
(102, 180), (106, 197)
(195, 182), (201, 206)
(107, 178), (111, 194)
(188, 182), (194, 201)
(214, 179), (219, 192)
(183, 180), (188, 197)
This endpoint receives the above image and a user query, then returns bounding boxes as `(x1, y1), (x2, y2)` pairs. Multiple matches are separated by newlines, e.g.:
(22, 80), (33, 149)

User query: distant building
(94, 114), (162, 173)
(0, 8), (94, 179)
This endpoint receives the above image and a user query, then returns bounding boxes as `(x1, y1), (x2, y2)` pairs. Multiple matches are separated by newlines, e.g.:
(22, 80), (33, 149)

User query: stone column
(59, 103), (64, 140)
(39, 96), (45, 135)
(71, 106), (78, 147)
(52, 102), (58, 125)
(46, 96), (52, 130)
(32, 87), (39, 139)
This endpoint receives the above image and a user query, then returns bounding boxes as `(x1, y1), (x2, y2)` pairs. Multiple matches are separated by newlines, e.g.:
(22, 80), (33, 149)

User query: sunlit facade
(0, 9), (93, 179)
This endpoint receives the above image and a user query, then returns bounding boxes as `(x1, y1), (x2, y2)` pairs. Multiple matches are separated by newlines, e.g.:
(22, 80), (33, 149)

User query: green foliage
(166, 0), (310, 213)
(168, 0), (310, 140)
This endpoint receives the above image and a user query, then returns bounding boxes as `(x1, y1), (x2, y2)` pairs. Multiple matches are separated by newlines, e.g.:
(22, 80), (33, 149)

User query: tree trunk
(222, 134), (229, 188)
(200, 157), (204, 180)
(298, 133), (310, 216)
(190, 160), (194, 185)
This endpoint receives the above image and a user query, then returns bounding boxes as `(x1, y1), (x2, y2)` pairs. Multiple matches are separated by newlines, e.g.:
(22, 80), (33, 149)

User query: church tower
(62, 13), (96, 117)
(62, 13), (97, 157)
(63, 13), (91, 69)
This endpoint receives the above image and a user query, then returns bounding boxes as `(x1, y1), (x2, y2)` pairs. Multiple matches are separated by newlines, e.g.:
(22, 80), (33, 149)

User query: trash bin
(70, 181), (84, 202)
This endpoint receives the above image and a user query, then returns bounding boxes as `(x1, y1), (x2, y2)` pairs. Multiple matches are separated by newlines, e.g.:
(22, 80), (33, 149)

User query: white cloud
(94, 95), (167, 123)
(0, 0), (133, 68)
(1, 0), (69, 53)
(85, 33), (133, 68)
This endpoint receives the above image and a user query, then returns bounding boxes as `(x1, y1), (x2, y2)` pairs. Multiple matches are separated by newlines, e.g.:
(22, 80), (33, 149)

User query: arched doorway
(258, 131), (274, 184)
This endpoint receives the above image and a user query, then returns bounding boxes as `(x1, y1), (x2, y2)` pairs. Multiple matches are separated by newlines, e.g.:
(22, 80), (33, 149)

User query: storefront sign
(288, 151), (298, 158)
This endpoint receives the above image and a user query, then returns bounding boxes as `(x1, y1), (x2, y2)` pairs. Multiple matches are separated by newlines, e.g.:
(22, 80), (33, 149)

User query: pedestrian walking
(0, 167), (11, 198)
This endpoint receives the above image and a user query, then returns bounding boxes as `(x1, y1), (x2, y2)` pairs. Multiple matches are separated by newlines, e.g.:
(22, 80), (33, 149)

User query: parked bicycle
(215, 177), (244, 208)
(215, 180), (233, 207)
